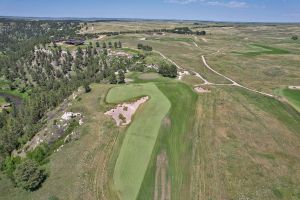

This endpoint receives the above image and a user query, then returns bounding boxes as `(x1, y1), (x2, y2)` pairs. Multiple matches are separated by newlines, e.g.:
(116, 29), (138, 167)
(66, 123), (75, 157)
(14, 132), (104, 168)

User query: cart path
(154, 50), (274, 98)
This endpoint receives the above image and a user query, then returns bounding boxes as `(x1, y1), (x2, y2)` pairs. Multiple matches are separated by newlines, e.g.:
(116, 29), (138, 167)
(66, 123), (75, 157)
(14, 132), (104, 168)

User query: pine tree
(109, 71), (117, 84)
(118, 70), (125, 84)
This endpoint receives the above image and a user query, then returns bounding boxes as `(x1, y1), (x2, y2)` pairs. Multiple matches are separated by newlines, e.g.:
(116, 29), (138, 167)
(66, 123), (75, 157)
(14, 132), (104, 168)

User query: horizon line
(0, 15), (300, 24)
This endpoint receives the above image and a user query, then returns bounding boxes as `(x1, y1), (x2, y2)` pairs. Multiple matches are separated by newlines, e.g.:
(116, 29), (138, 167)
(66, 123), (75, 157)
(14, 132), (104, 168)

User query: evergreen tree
(109, 71), (117, 84)
(118, 70), (125, 84)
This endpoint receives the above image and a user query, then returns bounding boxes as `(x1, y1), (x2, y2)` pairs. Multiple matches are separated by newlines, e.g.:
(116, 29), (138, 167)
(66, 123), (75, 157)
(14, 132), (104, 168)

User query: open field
(106, 83), (171, 200)
(100, 23), (300, 93)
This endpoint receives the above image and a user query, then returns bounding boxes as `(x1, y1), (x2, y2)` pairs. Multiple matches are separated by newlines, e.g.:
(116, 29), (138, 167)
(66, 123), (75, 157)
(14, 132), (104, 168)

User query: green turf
(106, 83), (171, 200)
(137, 82), (198, 200)
(234, 44), (290, 56)
(280, 88), (300, 112)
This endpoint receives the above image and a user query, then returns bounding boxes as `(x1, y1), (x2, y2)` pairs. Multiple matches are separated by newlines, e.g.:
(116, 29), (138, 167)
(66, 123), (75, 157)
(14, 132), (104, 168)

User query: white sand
(288, 86), (300, 90)
(105, 96), (149, 126)
(194, 87), (210, 93)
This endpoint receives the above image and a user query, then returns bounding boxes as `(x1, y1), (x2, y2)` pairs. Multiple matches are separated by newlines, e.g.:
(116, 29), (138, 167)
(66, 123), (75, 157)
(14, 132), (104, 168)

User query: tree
(84, 83), (91, 93)
(292, 35), (298, 40)
(96, 41), (100, 47)
(158, 62), (177, 78)
(102, 42), (107, 49)
(114, 42), (118, 49)
(137, 43), (143, 49)
(118, 41), (122, 48)
(108, 41), (113, 48)
(118, 70), (125, 84)
(109, 71), (117, 84)
(14, 160), (46, 191)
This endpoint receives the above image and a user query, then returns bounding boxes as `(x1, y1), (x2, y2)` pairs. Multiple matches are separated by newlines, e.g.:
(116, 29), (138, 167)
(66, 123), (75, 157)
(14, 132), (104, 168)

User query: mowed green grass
(234, 44), (290, 56)
(280, 88), (300, 112)
(137, 82), (198, 200)
(106, 83), (171, 200)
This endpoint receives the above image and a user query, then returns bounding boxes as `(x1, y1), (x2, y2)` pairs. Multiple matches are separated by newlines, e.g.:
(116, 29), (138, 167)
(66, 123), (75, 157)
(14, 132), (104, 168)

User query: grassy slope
(106, 83), (171, 200)
(137, 81), (198, 200)
(280, 88), (300, 112)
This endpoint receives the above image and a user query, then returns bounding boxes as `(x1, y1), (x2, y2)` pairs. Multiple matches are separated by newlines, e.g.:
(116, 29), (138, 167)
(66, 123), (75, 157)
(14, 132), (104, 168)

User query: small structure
(65, 39), (85, 46)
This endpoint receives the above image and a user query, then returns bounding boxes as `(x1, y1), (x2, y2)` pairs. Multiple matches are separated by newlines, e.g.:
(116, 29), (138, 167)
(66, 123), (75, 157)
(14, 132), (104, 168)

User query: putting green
(106, 83), (171, 200)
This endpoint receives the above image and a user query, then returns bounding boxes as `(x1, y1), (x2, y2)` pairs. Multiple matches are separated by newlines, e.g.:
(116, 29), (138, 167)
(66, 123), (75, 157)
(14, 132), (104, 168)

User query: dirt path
(155, 50), (274, 98)
(201, 56), (274, 98)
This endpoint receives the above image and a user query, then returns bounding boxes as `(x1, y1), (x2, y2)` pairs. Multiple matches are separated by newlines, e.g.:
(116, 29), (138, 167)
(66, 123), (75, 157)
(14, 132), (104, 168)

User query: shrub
(27, 144), (49, 164)
(158, 62), (177, 78)
(84, 83), (91, 93)
(291, 35), (298, 40)
(14, 159), (46, 191)
(4, 156), (21, 179)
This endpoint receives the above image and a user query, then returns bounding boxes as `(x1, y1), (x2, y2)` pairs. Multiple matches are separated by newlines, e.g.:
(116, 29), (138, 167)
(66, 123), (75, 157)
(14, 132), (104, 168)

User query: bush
(4, 156), (21, 179)
(27, 144), (49, 164)
(84, 83), (91, 93)
(291, 35), (298, 40)
(158, 62), (177, 78)
(14, 160), (46, 191)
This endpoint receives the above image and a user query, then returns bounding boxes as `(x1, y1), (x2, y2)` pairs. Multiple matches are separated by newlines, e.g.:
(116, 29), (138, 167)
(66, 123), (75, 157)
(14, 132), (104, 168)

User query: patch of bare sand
(194, 87), (211, 93)
(288, 86), (300, 90)
(105, 96), (149, 126)
(154, 151), (171, 200)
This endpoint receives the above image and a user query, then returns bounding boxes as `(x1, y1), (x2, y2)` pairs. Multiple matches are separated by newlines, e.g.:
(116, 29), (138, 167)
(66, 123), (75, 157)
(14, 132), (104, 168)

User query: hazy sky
(0, 0), (299, 22)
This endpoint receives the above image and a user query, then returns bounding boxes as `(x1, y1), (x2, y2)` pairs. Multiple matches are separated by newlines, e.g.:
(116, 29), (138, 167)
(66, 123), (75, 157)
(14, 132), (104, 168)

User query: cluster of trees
(195, 31), (206, 35)
(109, 70), (125, 84)
(80, 27), (206, 38)
(158, 62), (177, 78)
(95, 41), (122, 49)
(137, 43), (153, 51)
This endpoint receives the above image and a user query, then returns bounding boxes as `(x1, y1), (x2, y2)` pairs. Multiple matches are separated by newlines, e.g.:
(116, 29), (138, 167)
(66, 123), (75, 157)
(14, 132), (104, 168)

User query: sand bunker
(178, 70), (190, 80)
(105, 96), (149, 126)
(288, 86), (300, 90)
(194, 87), (210, 93)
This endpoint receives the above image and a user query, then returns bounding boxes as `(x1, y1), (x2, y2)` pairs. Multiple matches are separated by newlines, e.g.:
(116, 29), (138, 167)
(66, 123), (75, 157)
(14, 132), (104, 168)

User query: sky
(0, 0), (300, 22)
